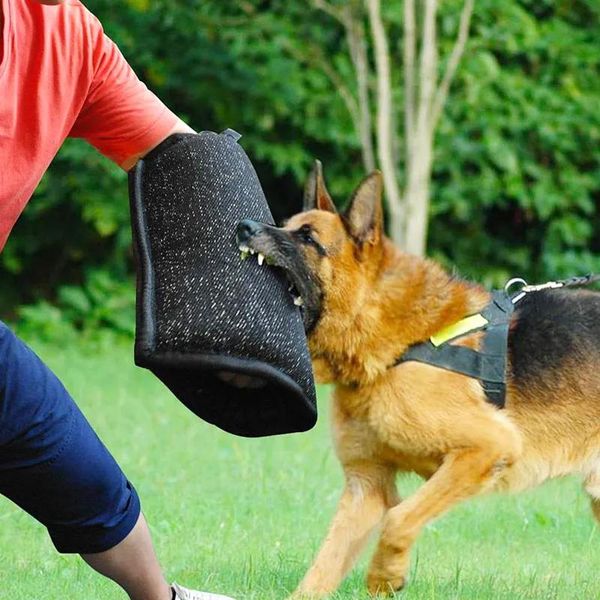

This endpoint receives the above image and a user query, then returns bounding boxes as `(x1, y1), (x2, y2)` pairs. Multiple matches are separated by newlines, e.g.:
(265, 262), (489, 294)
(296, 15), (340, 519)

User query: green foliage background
(3, 0), (600, 336)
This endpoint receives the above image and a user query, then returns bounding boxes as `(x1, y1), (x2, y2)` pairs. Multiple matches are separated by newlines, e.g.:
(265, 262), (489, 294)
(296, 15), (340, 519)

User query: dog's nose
(236, 219), (263, 243)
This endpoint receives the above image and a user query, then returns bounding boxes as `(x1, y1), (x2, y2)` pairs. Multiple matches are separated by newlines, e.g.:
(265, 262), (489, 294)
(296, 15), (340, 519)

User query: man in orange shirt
(0, 1), (235, 599)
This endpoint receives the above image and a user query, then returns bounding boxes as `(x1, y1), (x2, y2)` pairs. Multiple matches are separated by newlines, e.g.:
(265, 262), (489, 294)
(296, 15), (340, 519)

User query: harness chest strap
(396, 291), (514, 409)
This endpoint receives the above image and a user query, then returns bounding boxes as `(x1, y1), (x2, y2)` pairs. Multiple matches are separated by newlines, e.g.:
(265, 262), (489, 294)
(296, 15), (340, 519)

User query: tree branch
(280, 38), (360, 129)
(416, 0), (438, 134)
(365, 0), (404, 241)
(319, 56), (362, 127)
(312, 0), (345, 22)
(430, 0), (475, 128)
(403, 0), (416, 169)
(343, 3), (376, 171)
(311, 0), (375, 171)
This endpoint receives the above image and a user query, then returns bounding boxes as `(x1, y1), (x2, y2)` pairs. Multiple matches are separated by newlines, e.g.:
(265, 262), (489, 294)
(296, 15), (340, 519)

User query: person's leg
(0, 321), (169, 599)
(82, 513), (171, 600)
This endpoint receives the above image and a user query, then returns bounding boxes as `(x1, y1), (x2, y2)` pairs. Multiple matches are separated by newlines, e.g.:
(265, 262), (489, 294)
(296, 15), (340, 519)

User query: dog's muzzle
(236, 219), (264, 245)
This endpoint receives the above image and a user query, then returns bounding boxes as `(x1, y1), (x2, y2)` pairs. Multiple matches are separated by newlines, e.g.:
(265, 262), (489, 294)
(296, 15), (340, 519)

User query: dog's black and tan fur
(237, 163), (600, 597)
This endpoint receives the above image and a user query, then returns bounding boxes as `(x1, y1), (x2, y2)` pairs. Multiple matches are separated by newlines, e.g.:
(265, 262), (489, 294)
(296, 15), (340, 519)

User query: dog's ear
(303, 160), (337, 213)
(343, 171), (383, 245)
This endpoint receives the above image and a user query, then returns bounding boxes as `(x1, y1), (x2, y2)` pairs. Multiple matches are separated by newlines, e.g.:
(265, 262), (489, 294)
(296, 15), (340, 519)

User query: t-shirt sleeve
(70, 11), (178, 165)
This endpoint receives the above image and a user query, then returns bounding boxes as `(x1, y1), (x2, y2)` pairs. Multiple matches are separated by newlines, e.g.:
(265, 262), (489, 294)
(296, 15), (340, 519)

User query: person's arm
(70, 8), (195, 171)
(120, 119), (196, 171)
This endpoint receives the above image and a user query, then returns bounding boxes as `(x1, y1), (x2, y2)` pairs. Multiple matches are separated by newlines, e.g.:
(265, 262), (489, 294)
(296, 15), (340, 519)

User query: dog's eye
(297, 225), (315, 243)
(295, 224), (327, 257)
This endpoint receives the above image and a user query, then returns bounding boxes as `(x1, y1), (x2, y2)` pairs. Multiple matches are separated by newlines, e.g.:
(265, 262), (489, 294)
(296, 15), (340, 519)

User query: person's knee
(43, 412), (143, 554)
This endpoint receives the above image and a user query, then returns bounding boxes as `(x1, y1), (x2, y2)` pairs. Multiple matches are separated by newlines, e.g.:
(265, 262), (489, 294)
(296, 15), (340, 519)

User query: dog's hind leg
(366, 421), (521, 596)
(289, 463), (399, 600)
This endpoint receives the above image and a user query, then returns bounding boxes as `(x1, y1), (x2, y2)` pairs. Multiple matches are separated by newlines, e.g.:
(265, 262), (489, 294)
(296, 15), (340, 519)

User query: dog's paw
(366, 571), (406, 596)
(366, 549), (408, 596)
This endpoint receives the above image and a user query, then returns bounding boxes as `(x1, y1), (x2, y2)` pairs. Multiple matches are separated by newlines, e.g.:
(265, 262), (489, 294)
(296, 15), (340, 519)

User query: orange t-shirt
(0, 0), (179, 251)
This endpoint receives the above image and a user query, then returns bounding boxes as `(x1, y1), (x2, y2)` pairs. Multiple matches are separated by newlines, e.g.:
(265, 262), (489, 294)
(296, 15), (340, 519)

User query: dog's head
(236, 161), (384, 334)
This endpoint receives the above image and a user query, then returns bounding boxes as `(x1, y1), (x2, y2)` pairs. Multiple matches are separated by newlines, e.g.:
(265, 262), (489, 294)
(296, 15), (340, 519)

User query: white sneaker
(171, 582), (236, 600)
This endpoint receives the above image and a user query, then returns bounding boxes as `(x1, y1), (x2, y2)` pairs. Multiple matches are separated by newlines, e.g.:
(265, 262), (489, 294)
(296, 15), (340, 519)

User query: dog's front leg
(366, 441), (519, 596)
(290, 463), (399, 600)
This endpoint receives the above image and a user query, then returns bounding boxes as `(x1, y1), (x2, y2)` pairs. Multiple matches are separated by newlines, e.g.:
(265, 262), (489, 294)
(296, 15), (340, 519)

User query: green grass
(1, 338), (599, 599)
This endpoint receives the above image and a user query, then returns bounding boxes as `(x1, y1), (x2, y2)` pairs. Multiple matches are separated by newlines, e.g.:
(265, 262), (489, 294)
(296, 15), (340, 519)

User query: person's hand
(217, 371), (266, 389)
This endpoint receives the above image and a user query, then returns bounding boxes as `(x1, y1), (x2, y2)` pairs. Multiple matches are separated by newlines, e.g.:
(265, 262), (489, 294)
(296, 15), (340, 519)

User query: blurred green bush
(3, 0), (599, 336)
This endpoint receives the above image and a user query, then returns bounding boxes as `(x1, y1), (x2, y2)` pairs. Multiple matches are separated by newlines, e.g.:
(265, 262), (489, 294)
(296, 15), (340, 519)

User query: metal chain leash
(505, 273), (600, 304)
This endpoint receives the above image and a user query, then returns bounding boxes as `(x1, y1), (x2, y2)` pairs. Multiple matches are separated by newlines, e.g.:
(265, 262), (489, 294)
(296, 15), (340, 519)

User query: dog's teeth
(294, 296), (304, 306)
(257, 253), (265, 266)
(249, 248), (256, 255)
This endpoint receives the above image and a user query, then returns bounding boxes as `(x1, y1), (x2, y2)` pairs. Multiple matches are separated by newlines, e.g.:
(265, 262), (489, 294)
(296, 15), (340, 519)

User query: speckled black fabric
(129, 131), (317, 437)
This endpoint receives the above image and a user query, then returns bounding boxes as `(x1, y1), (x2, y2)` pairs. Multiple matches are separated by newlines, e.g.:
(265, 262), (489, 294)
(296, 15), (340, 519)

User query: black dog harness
(395, 274), (600, 409)
(396, 291), (513, 408)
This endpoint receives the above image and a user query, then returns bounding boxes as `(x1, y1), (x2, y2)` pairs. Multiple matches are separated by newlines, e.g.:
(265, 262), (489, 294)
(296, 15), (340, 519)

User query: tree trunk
(402, 0), (437, 255)
(404, 140), (433, 256)
(388, 201), (407, 248)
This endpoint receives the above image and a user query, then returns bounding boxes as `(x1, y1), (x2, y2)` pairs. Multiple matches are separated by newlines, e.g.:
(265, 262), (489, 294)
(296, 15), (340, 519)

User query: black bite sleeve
(128, 130), (317, 437)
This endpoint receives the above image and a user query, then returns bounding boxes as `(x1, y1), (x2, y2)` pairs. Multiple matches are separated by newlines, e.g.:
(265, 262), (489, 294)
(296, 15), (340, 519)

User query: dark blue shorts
(0, 321), (141, 554)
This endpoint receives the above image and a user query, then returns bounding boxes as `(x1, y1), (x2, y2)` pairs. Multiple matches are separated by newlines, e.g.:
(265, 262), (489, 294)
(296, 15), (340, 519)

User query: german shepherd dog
(236, 164), (600, 597)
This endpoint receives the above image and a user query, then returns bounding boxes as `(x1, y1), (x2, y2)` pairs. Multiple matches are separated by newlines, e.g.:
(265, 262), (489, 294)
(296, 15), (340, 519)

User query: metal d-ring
(504, 277), (528, 304)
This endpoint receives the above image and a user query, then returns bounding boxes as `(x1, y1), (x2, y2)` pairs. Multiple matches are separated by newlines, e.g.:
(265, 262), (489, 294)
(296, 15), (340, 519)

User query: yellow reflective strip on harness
(430, 313), (489, 347)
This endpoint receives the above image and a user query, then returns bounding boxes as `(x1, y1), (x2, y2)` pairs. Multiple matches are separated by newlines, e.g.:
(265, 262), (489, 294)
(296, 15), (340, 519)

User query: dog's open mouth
(237, 241), (305, 308)
(235, 219), (322, 332)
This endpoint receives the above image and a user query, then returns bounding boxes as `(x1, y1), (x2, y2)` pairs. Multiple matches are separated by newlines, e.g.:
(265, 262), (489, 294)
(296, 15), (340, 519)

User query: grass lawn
(1, 337), (599, 599)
